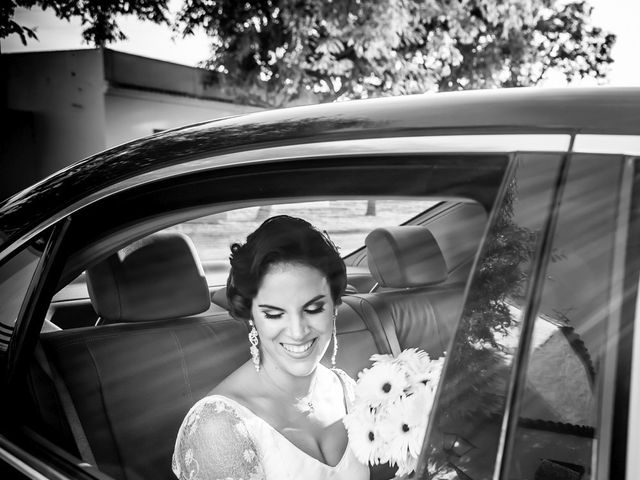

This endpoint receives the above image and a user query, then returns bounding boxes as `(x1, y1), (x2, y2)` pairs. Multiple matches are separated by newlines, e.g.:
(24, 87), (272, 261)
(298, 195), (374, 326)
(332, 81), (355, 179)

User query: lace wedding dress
(172, 370), (369, 480)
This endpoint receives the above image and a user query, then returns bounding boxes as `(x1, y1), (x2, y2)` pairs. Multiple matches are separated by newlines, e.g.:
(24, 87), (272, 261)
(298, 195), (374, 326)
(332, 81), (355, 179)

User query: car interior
(18, 201), (485, 480)
(1, 149), (630, 480)
(9, 155), (511, 479)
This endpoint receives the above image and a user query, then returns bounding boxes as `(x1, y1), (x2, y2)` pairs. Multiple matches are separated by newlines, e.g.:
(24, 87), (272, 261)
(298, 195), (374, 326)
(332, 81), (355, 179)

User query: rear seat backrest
(366, 226), (448, 289)
(34, 233), (249, 480)
(350, 225), (467, 358)
(87, 232), (211, 324)
(40, 317), (248, 480)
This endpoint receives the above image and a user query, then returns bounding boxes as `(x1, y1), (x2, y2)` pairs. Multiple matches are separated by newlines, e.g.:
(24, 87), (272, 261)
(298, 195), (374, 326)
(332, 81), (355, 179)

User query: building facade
(1, 48), (263, 200)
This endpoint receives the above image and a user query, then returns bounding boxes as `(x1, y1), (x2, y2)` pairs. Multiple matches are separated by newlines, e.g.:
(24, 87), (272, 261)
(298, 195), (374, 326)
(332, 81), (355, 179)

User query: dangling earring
(248, 319), (260, 371)
(331, 310), (338, 369)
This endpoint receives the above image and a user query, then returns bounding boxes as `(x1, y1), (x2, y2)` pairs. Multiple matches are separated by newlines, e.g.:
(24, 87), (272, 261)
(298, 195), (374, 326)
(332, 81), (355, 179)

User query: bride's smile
(281, 338), (316, 354)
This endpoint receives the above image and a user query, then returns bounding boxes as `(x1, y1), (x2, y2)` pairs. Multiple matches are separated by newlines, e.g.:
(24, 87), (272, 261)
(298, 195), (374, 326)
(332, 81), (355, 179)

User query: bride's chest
(259, 405), (349, 467)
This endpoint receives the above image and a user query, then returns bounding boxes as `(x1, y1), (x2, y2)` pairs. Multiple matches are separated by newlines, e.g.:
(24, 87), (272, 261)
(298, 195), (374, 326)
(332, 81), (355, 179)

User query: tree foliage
(424, 178), (539, 478)
(2, 0), (170, 46)
(175, 0), (616, 106)
(4, 0), (616, 106)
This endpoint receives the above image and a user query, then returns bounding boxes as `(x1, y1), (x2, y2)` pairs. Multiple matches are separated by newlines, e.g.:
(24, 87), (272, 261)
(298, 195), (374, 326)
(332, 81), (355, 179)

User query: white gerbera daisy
(397, 349), (446, 396)
(369, 353), (394, 365)
(396, 454), (419, 477)
(422, 355), (445, 383)
(356, 362), (408, 406)
(343, 406), (389, 465)
(395, 349), (429, 382)
(378, 393), (428, 465)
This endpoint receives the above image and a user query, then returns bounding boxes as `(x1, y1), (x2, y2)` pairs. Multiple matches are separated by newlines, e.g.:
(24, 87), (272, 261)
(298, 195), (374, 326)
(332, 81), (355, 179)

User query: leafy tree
(4, 0), (615, 105)
(2, 0), (170, 47)
(175, 0), (615, 107)
(420, 176), (538, 479)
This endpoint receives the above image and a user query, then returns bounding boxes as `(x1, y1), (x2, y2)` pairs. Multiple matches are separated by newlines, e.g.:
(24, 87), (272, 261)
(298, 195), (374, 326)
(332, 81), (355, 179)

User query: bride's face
(251, 262), (335, 378)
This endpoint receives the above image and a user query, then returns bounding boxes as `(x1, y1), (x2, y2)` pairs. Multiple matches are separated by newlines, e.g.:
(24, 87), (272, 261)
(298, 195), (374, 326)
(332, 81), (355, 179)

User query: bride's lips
(280, 338), (317, 358)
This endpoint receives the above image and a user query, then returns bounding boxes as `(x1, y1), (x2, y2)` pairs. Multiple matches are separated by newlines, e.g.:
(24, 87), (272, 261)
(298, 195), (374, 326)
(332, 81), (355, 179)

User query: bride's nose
(287, 312), (310, 340)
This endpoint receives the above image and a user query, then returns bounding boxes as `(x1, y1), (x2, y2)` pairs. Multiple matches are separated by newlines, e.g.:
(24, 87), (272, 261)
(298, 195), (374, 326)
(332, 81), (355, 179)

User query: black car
(1, 87), (639, 480)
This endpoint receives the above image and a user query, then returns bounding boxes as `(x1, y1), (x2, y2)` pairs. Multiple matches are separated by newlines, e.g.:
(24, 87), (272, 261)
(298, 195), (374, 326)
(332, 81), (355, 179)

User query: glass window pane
(422, 154), (564, 480)
(505, 154), (623, 479)
(165, 199), (438, 287)
(0, 236), (48, 351)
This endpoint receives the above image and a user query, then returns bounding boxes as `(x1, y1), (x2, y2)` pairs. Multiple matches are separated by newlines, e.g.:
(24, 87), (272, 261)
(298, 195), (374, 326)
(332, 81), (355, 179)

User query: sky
(2, 0), (639, 87)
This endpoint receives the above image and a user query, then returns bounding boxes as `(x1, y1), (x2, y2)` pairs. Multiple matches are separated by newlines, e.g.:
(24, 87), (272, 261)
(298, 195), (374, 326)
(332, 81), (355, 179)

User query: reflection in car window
(0, 235), (49, 351)
(504, 155), (623, 480)
(166, 200), (437, 286)
(422, 154), (564, 480)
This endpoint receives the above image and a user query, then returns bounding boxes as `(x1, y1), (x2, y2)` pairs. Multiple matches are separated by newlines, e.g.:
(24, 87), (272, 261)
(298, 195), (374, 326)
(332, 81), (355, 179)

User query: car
(1, 86), (639, 480)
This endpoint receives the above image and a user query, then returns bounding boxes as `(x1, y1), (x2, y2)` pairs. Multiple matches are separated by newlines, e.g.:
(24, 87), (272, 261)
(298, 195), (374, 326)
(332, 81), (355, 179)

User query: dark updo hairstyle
(226, 215), (347, 321)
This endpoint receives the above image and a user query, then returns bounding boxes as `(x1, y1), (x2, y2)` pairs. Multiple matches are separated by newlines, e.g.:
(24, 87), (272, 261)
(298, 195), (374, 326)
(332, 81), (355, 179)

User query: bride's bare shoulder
(209, 360), (256, 403)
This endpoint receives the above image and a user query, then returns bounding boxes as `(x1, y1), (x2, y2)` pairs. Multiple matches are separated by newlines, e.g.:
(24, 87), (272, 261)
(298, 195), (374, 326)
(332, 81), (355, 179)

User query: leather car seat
(34, 232), (249, 480)
(86, 232), (211, 324)
(346, 225), (469, 359)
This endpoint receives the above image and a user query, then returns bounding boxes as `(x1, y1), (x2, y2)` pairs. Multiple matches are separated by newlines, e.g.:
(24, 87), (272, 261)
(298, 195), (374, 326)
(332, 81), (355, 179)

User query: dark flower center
(382, 382), (392, 393)
(402, 424), (410, 433)
(368, 431), (375, 442)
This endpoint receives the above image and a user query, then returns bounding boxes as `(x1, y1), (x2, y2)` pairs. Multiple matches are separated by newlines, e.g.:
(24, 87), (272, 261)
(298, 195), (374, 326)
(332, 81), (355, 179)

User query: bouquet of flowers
(343, 348), (445, 476)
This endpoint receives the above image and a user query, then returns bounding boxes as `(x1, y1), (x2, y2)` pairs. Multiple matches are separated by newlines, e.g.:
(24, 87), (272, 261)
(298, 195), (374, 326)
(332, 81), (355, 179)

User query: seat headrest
(365, 226), (447, 288)
(87, 232), (211, 323)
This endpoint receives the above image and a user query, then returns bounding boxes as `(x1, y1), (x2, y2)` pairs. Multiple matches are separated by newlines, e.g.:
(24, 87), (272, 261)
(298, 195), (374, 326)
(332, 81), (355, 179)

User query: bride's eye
(262, 311), (283, 320)
(304, 304), (326, 315)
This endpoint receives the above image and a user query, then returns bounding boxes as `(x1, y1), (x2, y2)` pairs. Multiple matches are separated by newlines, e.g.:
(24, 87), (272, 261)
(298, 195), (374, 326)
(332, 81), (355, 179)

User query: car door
(0, 135), (567, 479)
(421, 144), (639, 480)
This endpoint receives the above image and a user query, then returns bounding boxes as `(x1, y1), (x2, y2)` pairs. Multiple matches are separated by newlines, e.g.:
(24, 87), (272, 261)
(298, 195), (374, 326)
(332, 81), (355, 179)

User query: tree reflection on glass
(423, 177), (540, 480)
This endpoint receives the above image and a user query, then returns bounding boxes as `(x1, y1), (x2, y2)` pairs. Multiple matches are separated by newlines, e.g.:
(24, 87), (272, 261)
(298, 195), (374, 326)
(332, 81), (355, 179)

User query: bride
(172, 215), (369, 480)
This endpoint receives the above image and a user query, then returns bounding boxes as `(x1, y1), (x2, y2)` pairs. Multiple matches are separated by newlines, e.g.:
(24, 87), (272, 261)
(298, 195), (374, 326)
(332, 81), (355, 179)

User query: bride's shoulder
(188, 365), (253, 418)
(208, 361), (256, 400)
(177, 393), (258, 447)
(185, 393), (243, 422)
(173, 383), (264, 480)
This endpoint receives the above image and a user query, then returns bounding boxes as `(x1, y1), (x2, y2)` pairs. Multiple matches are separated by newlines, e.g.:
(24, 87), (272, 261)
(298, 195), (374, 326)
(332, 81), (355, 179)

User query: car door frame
(0, 133), (574, 480)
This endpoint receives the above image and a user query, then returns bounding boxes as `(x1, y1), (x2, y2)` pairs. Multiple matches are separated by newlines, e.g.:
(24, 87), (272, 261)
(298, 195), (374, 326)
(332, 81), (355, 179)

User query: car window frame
(1, 144), (564, 480)
(415, 147), (640, 480)
(628, 240), (640, 480)
(0, 134), (572, 267)
(495, 150), (574, 479)
(605, 155), (640, 480)
(417, 151), (569, 479)
(53, 153), (509, 291)
(6, 218), (71, 390)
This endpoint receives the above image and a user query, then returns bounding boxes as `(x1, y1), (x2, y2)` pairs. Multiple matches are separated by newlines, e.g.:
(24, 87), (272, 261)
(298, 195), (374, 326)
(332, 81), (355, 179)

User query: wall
(102, 50), (262, 146)
(1, 48), (263, 201)
(3, 49), (107, 184)
(105, 87), (260, 147)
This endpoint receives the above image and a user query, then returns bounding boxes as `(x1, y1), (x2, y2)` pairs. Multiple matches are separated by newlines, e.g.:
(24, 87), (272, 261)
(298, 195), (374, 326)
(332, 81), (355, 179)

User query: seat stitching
(171, 330), (193, 405)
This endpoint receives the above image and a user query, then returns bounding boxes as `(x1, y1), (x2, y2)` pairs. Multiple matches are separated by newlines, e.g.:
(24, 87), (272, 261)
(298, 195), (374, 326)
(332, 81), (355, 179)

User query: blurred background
(1, 0), (637, 200)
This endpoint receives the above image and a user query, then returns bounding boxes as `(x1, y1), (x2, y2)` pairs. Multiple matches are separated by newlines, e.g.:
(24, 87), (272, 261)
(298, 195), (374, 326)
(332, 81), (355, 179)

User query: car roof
(1, 86), (640, 255)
